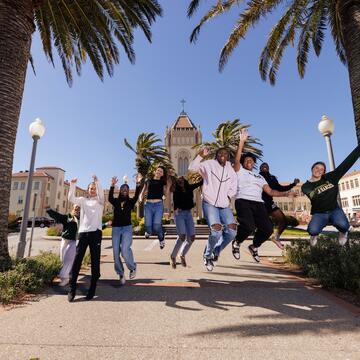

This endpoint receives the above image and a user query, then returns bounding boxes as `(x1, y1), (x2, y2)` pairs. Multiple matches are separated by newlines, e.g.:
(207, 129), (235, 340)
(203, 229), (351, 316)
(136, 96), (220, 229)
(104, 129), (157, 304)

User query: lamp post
(16, 118), (45, 258)
(318, 114), (335, 171)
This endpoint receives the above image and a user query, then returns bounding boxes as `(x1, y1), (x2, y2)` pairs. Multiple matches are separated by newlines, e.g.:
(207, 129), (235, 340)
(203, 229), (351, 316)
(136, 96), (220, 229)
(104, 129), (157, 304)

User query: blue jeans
(171, 210), (195, 258)
(202, 201), (237, 259)
(144, 201), (164, 241)
(307, 207), (350, 236)
(112, 225), (136, 276)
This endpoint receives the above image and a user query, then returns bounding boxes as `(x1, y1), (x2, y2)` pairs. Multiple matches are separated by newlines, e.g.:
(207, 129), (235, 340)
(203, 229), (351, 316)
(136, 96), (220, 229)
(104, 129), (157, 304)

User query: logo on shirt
(309, 181), (335, 198)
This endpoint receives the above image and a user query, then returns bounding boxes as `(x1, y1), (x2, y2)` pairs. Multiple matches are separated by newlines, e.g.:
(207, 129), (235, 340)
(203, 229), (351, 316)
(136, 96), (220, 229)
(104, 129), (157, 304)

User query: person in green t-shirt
(302, 145), (360, 246)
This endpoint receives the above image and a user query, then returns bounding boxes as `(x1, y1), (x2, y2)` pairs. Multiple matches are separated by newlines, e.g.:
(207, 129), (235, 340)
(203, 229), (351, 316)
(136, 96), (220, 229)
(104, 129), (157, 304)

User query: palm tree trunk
(0, 0), (34, 270)
(340, 2), (360, 144)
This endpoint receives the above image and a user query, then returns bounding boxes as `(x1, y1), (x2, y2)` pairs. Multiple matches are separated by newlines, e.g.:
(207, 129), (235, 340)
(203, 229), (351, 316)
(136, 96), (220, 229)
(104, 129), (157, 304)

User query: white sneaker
(119, 275), (126, 286)
(309, 235), (318, 247)
(338, 232), (348, 246)
(59, 278), (69, 287)
(129, 268), (136, 280)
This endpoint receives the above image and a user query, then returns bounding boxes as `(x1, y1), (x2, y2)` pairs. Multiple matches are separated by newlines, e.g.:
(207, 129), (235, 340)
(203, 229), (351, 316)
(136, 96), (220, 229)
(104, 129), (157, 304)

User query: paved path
(0, 238), (359, 360)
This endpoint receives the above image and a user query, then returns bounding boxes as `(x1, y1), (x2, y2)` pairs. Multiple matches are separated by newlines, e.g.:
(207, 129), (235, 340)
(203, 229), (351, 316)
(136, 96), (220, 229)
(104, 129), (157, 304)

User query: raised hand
(111, 176), (118, 186)
(135, 173), (143, 184)
(70, 177), (77, 183)
(200, 147), (209, 157)
(92, 175), (98, 182)
(293, 178), (300, 185)
(239, 128), (249, 143)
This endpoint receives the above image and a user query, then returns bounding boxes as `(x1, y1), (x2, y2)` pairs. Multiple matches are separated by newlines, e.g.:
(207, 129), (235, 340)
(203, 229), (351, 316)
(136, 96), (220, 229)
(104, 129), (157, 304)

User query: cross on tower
(180, 99), (186, 113)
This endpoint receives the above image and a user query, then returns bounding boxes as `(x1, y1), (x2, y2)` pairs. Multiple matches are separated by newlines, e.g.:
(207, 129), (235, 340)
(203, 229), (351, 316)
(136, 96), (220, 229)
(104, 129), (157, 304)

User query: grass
(281, 228), (308, 236)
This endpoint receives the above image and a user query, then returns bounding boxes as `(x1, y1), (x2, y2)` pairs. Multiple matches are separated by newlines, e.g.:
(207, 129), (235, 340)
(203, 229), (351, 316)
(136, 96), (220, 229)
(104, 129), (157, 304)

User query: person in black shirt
(302, 145), (360, 246)
(170, 177), (203, 268)
(139, 166), (173, 249)
(109, 174), (143, 285)
(259, 162), (300, 250)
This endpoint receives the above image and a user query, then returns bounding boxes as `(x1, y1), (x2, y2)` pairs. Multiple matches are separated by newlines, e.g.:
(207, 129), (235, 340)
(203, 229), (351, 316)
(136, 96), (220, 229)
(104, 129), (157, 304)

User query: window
(355, 178), (359, 188)
(57, 191), (61, 200)
(20, 182), (25, 190)
(47, 182), (50, 191)
(13, 182), (19, 190)
(350, 180), (354, 189)
(34, 181), (40, 190)
(63, 200), (66, 208)
(56, 205), (59, 212)
(59, 178), (62, 186)
(341, 183), (345, 191)
(352, 195), (360, 207)
(283, 203), (288, 211)
(18, 195), (23, 204)
(45, 197), (49, 205)
(341, 198), (349, 208)
(346, 181), (350, 190)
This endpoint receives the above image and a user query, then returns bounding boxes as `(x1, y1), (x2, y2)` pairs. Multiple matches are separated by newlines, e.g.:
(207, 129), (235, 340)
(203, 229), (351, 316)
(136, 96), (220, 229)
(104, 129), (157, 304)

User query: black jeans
(69, 230), (102, 291)
(235, 199), (273, 248)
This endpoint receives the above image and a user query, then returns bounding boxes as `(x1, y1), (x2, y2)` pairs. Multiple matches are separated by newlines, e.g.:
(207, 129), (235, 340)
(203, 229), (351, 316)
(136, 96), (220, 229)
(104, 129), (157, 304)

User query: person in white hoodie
(67, 175), (104, 302)
(188, 146), (237, 271)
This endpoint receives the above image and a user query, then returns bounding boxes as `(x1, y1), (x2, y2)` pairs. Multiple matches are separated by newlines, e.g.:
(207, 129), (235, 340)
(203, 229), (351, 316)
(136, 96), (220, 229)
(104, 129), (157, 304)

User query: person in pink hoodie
(188, 146), (237, 271)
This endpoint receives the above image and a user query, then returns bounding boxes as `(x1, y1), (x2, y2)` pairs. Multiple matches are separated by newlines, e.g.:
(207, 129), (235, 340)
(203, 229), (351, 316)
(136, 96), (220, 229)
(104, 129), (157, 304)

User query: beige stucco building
(9, 166), (86, 218)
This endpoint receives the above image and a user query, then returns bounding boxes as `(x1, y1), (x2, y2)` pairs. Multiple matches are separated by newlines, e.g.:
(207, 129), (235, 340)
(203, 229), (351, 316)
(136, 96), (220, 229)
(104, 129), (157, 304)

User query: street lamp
(318, 114), (335, 171)
(16, 118), (45, 258)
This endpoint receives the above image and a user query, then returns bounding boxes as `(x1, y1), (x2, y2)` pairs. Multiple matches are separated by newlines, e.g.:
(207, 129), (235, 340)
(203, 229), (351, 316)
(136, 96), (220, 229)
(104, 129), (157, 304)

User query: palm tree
(0, 0), (162, 270)
(188, 1), (360, 140)
(124, 132), (173, 177)
(188, 119), (262, 182)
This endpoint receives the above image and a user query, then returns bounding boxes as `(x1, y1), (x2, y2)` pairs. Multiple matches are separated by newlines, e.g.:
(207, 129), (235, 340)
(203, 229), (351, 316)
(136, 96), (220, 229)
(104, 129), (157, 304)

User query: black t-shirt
(147, 179), (165, 200)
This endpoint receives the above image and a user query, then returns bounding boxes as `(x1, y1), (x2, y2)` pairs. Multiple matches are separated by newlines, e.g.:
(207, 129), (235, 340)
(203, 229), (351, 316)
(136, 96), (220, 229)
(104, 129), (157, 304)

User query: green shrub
(285, 236), (360, 295)
(102, 227), (112, 236)
(134, 217), (145, 235)
(102, 214), (113, 223)
(82, 251), (91, 266)
(46, 226), (61, 236)
(162, 218), (171, 225)
(131, 212), (139, 227)
(197, 217), (207, 225)
(0, 253), (61, 304)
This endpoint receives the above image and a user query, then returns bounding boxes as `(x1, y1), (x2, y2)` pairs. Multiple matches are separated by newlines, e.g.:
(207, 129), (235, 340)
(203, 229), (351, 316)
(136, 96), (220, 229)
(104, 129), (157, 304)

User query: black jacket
(46, 209), (78, 240)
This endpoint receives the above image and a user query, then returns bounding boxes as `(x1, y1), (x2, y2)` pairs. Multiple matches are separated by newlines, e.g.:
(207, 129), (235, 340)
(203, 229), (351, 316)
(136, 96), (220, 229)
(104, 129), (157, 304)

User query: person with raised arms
(231, 129), (296, 263)
(108, 174), (143, 285)
(188, 146), (237, 272)
(67, 175), (104, 302)
(302, 145), (360, 246)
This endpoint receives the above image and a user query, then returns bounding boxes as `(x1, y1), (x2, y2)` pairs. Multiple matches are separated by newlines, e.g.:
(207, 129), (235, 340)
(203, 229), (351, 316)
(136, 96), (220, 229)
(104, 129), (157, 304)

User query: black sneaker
(67, 290), (75, 302)
(180, 255), (187, 267)
(145, 232), (150, 239)
(159, 240), (165, 249)
(232, 240), (240, 260)
(203, 258), (214, 272)
(248, 245), (260, 263)
(212, 252), (219, 265)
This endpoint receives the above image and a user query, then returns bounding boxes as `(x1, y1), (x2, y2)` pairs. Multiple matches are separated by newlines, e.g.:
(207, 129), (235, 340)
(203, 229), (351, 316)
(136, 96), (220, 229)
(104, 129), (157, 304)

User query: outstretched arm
(263, 184), (297, 198)
(331, 145), (360, 182)
(46, 208), (68, 225)
(68, 178), (83, 206)
(234, 129), (249, 172)
(269, 177), (300, 192)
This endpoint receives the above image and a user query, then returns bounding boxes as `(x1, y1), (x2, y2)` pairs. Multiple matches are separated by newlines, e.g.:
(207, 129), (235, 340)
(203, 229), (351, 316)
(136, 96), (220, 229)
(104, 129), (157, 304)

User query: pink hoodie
(188, 155), (237, 208)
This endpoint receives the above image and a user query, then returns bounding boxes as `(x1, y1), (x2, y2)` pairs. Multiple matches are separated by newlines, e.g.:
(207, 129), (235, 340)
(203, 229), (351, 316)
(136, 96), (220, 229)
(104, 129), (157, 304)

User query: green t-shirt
(302, 145), (360, 214)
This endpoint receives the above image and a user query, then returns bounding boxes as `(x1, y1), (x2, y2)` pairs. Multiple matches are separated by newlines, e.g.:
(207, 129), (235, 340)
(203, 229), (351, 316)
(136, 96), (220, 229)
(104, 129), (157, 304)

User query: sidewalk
(0, 239), (359, 360)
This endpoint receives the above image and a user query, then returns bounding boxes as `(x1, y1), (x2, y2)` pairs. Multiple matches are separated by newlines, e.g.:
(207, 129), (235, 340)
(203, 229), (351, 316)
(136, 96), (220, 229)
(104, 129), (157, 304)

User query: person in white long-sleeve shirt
(67, 175), (104, 302)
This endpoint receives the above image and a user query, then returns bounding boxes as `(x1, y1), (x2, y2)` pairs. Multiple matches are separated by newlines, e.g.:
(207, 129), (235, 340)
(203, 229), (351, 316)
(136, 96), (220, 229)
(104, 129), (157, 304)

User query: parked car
(17, 217), (55, 228)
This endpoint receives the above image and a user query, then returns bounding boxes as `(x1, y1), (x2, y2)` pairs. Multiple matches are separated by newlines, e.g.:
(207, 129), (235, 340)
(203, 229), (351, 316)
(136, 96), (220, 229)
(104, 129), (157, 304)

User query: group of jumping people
(46, 129), (360, 301)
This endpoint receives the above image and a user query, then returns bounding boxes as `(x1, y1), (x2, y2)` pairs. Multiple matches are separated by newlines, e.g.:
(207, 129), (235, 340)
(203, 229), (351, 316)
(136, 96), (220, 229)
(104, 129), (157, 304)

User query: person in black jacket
(46, 205), (80, 286)
(109, 174), (143, 285)
(259, 163), (300, 249)
(170, 177), (203, 268)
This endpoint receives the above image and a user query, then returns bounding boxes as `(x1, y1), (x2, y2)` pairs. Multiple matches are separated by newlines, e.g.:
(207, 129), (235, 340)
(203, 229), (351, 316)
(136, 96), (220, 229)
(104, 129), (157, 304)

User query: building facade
(9, 167), (86, 218)
(164, 111), (203, 218)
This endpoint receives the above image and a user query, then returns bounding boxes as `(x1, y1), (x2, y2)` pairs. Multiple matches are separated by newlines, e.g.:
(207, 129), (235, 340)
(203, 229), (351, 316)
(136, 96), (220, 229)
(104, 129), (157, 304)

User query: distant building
(9, 167), (86, 218)
(339, 170), (360, 218)
(164, 111), (203, 218)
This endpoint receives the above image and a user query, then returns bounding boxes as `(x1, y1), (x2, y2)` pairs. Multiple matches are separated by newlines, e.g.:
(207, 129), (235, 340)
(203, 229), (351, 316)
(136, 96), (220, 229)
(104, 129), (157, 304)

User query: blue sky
(14, 1), (357, 189)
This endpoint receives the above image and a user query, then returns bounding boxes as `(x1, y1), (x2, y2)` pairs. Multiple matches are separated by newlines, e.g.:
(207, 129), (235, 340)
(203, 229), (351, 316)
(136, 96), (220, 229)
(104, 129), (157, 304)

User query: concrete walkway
(0, 238), (359, 360)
